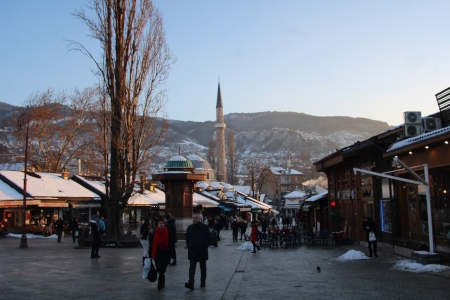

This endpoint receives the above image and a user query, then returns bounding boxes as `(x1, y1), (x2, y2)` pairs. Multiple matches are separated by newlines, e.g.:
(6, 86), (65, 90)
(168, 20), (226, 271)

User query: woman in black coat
(165, 213), (177, 265)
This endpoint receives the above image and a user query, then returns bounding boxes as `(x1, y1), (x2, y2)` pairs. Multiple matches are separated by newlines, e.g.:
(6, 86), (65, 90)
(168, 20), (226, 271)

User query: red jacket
(251, 225), (259, 242)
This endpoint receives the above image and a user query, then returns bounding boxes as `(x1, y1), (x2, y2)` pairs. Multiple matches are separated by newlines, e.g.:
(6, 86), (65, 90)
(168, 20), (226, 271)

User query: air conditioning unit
(422, 117), (442, 132)
(404, 111), (422, 124)
(404, 124), (423, 137)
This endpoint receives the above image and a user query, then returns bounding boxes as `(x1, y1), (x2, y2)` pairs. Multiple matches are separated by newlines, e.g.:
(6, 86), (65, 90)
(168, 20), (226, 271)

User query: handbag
(147, 259), (158, 282)
(369, 231), (376, 242)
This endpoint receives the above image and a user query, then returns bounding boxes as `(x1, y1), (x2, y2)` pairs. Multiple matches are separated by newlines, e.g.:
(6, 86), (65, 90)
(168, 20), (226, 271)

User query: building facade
(260, 166), (304, 211)
(314, 109), (450, 253)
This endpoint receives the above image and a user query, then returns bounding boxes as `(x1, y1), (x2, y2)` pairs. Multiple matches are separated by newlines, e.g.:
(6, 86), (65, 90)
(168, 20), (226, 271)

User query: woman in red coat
(250, 221), (261, 253)
(150, 218), (171, 290)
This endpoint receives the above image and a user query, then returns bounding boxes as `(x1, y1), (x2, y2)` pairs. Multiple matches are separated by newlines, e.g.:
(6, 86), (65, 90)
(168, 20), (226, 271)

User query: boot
(158, 274), (165, 290)
(143, 257), (146, 266)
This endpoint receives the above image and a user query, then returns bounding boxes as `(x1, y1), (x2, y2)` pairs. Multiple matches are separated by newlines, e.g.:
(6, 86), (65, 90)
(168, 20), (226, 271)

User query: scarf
(152, 226), (169, 259)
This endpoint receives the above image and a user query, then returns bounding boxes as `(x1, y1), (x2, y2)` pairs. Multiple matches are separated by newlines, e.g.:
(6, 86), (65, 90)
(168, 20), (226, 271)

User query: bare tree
(243, 155), (267, 197)
(226, 129), (238, 184)
(0, 88), (96, 173)
(256, 166), (271, 196)
(74, 0), (174, 239)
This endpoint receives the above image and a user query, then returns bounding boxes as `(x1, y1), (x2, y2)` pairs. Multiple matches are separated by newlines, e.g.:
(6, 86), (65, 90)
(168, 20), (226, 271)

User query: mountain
(165, 111), (391, 159)
(0, 102), (392, 173)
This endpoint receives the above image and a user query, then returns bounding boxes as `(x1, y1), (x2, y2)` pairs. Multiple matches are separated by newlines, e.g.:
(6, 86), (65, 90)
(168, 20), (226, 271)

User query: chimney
(140, 173), (146, 194)
(78, 158), (82, 175)
(62, 170), (69, 180)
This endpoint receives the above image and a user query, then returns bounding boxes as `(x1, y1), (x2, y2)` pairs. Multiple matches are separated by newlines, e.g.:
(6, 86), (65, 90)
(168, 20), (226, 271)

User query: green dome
(166, 155), (194, 169)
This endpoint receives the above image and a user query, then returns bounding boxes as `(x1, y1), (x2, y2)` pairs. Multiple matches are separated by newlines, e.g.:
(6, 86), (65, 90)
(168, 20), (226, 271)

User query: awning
(218, 204), (233, 212)
(0, 200), (38, 208)
(39, 202), (69, 208)
(70, 202), (101, 208)
(0, 200), (68, 208)
(239, 207), (252, 212)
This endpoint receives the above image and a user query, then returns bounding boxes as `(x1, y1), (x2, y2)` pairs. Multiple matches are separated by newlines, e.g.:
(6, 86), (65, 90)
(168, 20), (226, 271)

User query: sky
(2, 1), (450, 126)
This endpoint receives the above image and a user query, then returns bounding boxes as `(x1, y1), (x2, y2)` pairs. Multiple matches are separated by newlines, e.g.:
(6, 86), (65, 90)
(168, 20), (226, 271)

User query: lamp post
(18, 113), (29, 249)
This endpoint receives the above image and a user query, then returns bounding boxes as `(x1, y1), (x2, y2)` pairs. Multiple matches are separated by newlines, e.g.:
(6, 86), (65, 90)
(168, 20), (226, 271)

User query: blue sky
(1, 1), (450, 126)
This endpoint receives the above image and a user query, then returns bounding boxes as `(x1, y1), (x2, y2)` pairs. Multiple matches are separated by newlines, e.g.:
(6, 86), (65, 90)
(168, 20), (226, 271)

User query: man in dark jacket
(69, 217), (79, 243)
(185, 213), (211, 290)
(231, 219), (239, 242)
(90, 214), (101, 258)
(55, 217), (65, 243)
(165, 213), (177, 265)
(362, 216), (378, 257)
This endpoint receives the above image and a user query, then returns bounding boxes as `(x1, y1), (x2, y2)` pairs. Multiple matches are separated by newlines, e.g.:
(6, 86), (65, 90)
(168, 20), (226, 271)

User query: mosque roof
(186, 154), (212, 170)
(165, 155), (194, 169)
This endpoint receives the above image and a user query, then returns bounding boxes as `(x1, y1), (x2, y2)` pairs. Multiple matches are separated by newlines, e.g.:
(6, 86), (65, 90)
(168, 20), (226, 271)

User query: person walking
(140, 217), (151, 266)
(185, 213), (211, 290)
(165, 213), (177, 266)
(55, 217), (65, 243)
(89, 214), (101, 258)
(213, 218), (222, 241)
(239, 219), (248, 241)
(231, 219), (239, 242)
(362, 216), (378, 257)
(150, 218), (171, 290)
(250, 221), (261, 253)
(69, 217), (79, 243)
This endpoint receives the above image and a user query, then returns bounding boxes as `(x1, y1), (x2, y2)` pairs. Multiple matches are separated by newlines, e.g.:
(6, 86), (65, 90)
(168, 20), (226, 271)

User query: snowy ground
(7, 233), (57, 239)
(336, 249), (450, 273)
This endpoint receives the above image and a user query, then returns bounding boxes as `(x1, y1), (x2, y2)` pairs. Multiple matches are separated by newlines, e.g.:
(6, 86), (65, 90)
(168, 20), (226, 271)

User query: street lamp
(18, 113), (29, 249)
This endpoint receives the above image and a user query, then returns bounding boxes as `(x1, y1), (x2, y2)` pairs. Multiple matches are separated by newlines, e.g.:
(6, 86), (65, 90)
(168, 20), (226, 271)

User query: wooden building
(315, 107), (450, 253)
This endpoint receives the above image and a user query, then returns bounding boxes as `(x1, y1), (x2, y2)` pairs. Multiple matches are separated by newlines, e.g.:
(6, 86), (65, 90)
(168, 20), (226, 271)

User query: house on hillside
(259, 166), (304, 211)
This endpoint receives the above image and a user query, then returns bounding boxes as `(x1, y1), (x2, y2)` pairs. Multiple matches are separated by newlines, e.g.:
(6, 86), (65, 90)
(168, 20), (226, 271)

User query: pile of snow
(393, 260), (450, 273)
(236, 241), (254, 252)
(336, 250), (369, 261)
(7, 233), (57, 239)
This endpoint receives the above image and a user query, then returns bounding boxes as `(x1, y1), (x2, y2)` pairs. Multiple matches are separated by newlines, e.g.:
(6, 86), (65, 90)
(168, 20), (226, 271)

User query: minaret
(215, 82), (227, 182)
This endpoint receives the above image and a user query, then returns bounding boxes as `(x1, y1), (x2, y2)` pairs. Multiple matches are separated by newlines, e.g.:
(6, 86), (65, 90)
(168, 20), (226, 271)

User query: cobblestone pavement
(1, 234), (450, 300)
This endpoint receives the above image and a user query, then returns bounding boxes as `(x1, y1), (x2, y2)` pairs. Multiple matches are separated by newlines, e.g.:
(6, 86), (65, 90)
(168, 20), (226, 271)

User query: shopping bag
(147, 259), (157, 282)
(369, 231), (376, 241)
(142, 257), (150, 279)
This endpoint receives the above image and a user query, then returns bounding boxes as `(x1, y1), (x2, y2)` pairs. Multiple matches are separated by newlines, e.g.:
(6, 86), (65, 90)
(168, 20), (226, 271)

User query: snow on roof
(127, 191), (159, 206)
(232, 185), (251, 194)
(73, 175), (106, 195)
(0, 179), (27, 200)
(0, 171), (100, 199)
(233, 191), (273, 210)
(284, 190), (307, 199)
(387, 126), (450, 152)
(305, 191), (328, 202)
(270, 167), (304, 175)
(193, 192), (219, 208)
(202, 191), (221, 201)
